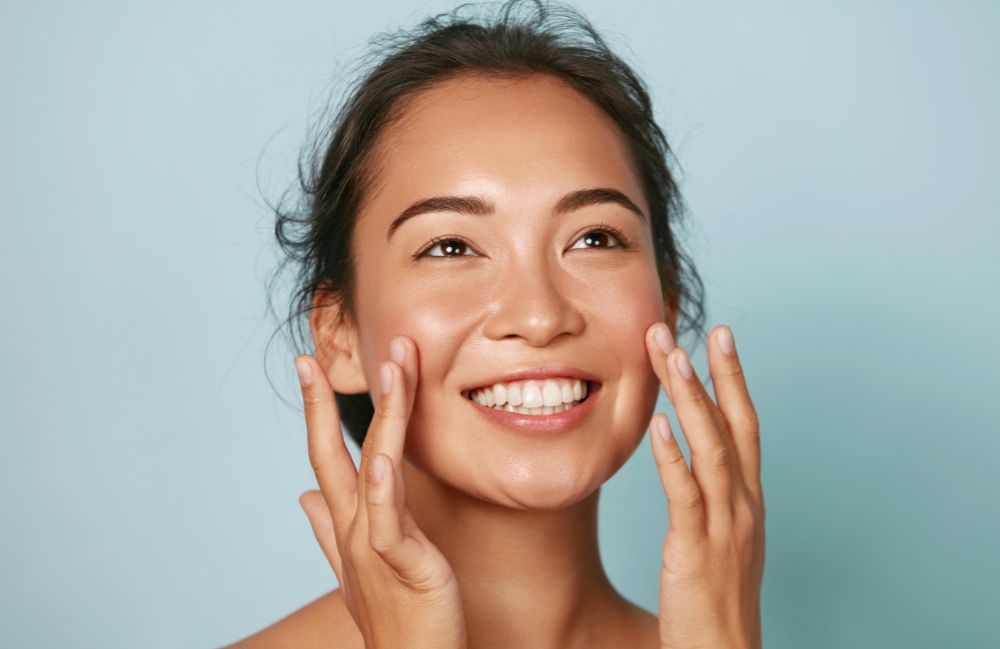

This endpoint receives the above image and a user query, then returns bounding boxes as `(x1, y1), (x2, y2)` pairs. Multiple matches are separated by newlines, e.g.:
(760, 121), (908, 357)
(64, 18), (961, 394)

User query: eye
(414, 236), (478, 259)
(568, 225), (632, 251)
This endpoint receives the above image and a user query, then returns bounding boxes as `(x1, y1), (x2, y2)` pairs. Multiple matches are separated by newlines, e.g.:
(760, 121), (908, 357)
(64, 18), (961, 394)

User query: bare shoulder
(218, 588), (363, 649)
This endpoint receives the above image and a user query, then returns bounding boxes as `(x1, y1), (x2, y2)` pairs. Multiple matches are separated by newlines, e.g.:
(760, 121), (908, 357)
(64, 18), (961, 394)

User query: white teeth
(466, 378), (591, 410)
(522, 382), (543, 408)
(542, 382), (562, 407)
(493, 383), (507, 407)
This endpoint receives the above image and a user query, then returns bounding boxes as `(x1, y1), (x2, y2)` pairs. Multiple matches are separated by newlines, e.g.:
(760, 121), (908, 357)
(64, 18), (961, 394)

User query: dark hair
(265, 0), (707, 446)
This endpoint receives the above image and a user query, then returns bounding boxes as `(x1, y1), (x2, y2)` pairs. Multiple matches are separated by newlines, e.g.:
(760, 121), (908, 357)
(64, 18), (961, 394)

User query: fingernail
(294, 357), (312, 387)
(389, 337), (405, 366)
(654, 324), (674, 354)
(656, 416), (673, 443)
(380, 361), (393, 395)
(675, 349), (694, 380)
(717, 326), (735, 356)
(372, 454), (387, 482)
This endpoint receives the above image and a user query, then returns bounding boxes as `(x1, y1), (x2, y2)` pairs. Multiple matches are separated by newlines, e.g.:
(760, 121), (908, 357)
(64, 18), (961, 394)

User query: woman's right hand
(294, 336), (468, 649)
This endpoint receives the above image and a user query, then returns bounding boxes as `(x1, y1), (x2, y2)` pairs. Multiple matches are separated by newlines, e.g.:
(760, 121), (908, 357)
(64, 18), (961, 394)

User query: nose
(482, 256), (586, 347)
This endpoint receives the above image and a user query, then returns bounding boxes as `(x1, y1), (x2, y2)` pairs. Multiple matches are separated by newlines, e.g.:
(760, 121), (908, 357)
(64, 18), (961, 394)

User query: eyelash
(413, 223), (634, 260)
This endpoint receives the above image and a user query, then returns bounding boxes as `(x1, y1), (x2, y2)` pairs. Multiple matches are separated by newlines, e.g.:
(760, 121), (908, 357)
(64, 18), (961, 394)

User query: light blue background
(2, 1), (997, 647)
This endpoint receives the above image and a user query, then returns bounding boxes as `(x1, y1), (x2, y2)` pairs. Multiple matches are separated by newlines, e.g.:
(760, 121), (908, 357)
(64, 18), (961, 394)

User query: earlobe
(309, 290), (370, 395)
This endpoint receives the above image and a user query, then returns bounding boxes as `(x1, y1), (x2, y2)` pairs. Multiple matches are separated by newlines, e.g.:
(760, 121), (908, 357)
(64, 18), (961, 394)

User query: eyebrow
(386, 187), (646, 240)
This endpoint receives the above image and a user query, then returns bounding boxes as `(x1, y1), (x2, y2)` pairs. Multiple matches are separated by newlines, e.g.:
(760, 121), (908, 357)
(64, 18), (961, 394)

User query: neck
(401, 459), (640, 649)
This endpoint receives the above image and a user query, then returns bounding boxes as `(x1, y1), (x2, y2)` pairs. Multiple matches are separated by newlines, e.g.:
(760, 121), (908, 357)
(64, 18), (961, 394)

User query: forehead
(361, 72), (648, 219)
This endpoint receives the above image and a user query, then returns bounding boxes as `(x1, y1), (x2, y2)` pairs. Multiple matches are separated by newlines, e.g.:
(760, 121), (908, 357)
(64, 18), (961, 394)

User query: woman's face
(348, 72), (668, 509)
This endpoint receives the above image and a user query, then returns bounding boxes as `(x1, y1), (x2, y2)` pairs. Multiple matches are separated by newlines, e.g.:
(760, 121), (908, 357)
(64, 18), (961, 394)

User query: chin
(404, 415), (641, 511)
(496, 485), (600, 511)
(482, 459), (609, 511)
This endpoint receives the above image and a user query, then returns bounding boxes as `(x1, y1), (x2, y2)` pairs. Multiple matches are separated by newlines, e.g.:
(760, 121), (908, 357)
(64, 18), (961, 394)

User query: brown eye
(569, 227), (628, 250)
(417, 237), (476, 258)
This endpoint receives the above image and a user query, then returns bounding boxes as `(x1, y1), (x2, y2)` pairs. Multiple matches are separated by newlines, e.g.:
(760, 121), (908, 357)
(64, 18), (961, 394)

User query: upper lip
(462, 365), (601, 392)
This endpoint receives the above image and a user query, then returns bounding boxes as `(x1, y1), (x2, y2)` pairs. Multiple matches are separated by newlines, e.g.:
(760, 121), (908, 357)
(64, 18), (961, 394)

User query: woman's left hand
(644, 323), (765, 649)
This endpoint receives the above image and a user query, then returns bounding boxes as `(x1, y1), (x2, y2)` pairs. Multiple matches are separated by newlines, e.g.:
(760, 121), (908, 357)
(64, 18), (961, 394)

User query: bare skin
(225, 72), (763, 648)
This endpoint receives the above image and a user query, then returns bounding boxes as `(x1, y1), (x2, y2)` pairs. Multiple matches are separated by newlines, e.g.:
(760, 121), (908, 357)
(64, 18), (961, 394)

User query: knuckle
(712, 411), (731, 437)
(733, 408), (760, 434)
(734, 497), (756, 527)
(708, 508), (735, 537)
(660, 442), (690, 480)
(674, 488), (703, 512)
(722, 360), (746, 380)
(301, 388), (322, 407)
(682, 387), (707, 408)
(374, 401), (392, 420)
(369, 533), (392, 554)
(307, 449), (325, 473)
(708, 444), (730, 468)
(734, 513), (758, 546)
(373, 402), (398, 425)
(662, 448), (688, 472)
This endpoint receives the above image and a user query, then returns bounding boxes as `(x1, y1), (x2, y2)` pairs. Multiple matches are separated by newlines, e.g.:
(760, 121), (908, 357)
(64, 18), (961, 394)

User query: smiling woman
(229, 0), (765, 647)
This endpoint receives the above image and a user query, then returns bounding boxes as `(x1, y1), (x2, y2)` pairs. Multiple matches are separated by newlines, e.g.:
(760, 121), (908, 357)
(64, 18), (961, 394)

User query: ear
(309, 287), (369, 394)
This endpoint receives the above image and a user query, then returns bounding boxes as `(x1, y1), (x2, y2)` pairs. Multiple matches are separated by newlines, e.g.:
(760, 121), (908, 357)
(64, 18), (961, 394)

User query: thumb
(300, 489), (344, 584)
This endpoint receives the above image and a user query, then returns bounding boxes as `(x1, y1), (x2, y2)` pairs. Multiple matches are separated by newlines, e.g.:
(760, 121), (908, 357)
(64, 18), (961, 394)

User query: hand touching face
(295, 338), (468, 649)
(644, 323), (765, 649)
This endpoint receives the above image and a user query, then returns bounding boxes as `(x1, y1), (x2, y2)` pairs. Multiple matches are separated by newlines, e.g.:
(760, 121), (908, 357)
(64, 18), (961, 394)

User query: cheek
(597, 266), (666, 445)
(592, 258), (664, 357)
(365, 278), (488, 403)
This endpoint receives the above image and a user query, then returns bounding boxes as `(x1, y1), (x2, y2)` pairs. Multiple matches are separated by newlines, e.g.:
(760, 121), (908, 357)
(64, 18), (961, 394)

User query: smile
(463, 378), (591, 415)
(462, 379), (601, 434)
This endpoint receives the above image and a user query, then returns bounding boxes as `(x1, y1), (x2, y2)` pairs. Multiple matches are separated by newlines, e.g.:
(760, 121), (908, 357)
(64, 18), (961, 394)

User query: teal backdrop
(2, 1), (997, 647)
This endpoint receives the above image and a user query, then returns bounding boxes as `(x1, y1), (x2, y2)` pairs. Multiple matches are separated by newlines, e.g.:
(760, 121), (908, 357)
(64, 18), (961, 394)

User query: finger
(392, 335), (419, 420)
(646, 326), (732, 504)
(648, 414), (704, 536)
(707, 325), (762, 504)
(356, 337), (415, 520)
(388, 336), (419, 510)
(648, 324), (736, 474)
(645, 322), (678, 404)
(663, 346), (734, 506)
(365, 452), (428, 574)
(300, 489), (344, 583)
(296, 354), (358, 540)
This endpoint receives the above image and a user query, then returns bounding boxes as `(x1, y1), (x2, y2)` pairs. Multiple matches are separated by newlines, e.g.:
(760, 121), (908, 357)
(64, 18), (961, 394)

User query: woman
(231, 0), (765, 646)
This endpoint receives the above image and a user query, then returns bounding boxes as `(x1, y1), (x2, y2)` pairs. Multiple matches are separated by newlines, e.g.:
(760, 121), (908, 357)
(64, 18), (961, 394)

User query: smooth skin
(223, 73), (763, 649)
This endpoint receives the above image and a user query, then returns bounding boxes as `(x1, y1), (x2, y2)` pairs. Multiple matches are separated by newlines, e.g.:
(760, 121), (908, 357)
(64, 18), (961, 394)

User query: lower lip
(464, 383), (601, 434)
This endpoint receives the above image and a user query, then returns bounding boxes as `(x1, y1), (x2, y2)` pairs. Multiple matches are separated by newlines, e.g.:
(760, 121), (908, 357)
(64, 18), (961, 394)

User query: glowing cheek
(595, 264), (664, 329)
(381, 283), (486, 381)
(601, 268), (665, 400)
